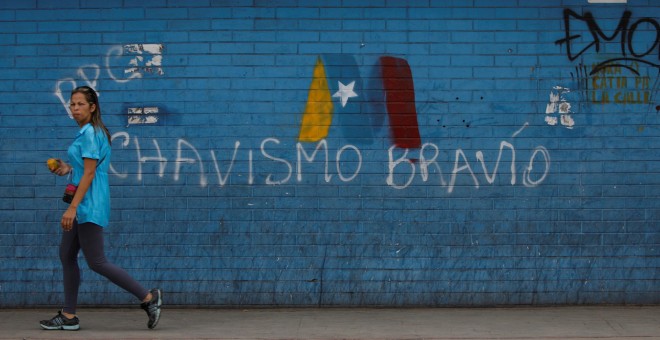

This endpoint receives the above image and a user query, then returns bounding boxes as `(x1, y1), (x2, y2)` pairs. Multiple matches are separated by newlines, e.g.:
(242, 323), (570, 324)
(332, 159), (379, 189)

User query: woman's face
(69, 92), (95, 126)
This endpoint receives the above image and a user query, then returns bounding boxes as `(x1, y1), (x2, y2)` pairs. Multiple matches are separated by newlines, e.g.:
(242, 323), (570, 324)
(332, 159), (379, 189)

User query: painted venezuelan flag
(299, 54), (420, 149)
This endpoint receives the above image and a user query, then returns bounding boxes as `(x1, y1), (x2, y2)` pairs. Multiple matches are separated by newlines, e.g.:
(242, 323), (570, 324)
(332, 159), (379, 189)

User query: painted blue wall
(0, 0), (658, 307)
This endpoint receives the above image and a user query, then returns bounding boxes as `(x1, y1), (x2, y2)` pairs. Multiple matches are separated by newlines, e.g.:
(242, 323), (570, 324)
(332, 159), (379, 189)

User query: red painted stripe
(380, 56), (422, 149)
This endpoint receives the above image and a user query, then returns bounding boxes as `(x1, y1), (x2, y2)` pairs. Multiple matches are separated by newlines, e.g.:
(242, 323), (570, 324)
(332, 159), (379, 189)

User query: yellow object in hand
(47, 158), (60, 171)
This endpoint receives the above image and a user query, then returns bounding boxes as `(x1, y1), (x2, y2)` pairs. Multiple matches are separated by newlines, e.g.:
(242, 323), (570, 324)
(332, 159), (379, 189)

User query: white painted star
(332, 80), (358, 107)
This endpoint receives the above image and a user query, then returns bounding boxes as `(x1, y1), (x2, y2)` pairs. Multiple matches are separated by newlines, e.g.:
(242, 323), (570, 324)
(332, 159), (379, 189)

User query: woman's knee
(85, 257), (108, 273)
(59, 247), (78, 267)
(59, 255), (77, 268)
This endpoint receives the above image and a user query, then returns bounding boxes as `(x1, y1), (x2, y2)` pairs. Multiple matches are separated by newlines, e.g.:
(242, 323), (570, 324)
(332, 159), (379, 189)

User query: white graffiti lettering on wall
(54, 44), (550, 192)
(53, 44), (165, 119)
(110, 125), (550, 193)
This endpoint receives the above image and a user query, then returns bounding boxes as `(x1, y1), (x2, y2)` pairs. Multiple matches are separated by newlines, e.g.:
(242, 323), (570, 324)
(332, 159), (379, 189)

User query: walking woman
(40, 86), (162, 330)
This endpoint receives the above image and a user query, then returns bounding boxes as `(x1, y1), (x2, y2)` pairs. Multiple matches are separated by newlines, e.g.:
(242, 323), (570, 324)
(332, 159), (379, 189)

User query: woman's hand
(60, 158), (96, 231)
(61, 206), (77, 231)
(49, 159), (72, 176)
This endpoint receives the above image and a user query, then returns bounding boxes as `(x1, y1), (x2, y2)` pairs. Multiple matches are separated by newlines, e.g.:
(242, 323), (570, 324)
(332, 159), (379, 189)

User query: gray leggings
(60, 221), (149, 314)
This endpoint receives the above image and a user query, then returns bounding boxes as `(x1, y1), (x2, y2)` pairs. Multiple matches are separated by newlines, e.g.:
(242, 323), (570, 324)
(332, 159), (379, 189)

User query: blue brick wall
(0, 0), (658, 307)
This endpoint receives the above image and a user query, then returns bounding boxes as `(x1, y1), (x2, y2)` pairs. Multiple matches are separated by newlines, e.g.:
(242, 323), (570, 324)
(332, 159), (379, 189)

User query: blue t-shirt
(67, 123), (111, 227)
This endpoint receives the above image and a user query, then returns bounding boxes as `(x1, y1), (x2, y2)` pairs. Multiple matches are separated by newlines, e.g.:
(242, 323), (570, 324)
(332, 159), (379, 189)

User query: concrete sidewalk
(1, 306), (658, 340)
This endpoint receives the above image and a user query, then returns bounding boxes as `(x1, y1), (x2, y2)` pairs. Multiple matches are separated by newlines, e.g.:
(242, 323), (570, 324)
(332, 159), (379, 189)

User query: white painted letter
(135, 137), (167, 181)
(296, 139), (331, 182)
(105, 45), (142, 83)
(523, 146), (551, 187)
(210, 141), (240, 187)
(475, 141), (516, 185)
(419, 142), (447, 186)
(175, 139), (207, 187)
(448, 149), (479, 193)
(261, 138), (292, 185)
(54, 78), (76, 118)
(336, 144), (361, 182)
(387, 146), (415, 189)
(110, 131), (130, 179)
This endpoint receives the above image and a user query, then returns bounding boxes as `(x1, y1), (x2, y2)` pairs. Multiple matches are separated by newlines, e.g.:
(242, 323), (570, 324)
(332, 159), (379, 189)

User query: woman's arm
(61, 157), (97, 231)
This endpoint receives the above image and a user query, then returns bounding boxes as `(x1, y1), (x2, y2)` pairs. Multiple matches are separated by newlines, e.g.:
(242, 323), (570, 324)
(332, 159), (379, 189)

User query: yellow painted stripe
(298, 57), (333, 142)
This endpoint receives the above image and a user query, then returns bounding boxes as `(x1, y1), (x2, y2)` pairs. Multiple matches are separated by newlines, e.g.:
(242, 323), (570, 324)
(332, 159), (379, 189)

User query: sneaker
(141, 288), (162, 329)
(40, 310), (80, 331)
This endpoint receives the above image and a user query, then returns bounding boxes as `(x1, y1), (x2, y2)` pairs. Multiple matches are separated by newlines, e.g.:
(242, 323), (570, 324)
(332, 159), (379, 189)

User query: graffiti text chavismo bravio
(110, 129), (550, 193)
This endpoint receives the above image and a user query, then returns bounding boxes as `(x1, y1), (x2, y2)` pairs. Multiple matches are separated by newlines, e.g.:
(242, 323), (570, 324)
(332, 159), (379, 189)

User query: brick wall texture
(1, 0), (658, 307)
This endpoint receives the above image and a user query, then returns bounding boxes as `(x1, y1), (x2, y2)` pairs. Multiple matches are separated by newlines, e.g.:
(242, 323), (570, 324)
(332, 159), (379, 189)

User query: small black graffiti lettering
(555, 9), (660, 75)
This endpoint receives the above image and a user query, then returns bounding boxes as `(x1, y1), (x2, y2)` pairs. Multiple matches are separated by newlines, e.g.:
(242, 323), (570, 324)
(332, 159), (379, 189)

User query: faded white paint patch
(545, 86), (574, 129)
(545, 90), (561, 114)
(561, 114), (575, 127)
(128, 107), (160, 125)
(124, 44), (164, 76)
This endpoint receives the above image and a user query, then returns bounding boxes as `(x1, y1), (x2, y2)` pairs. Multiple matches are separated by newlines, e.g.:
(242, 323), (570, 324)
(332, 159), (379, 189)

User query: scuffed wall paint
(545, 86), (575, 129)
(128, 107), (159, 125)
(124, 43), (165, 76)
